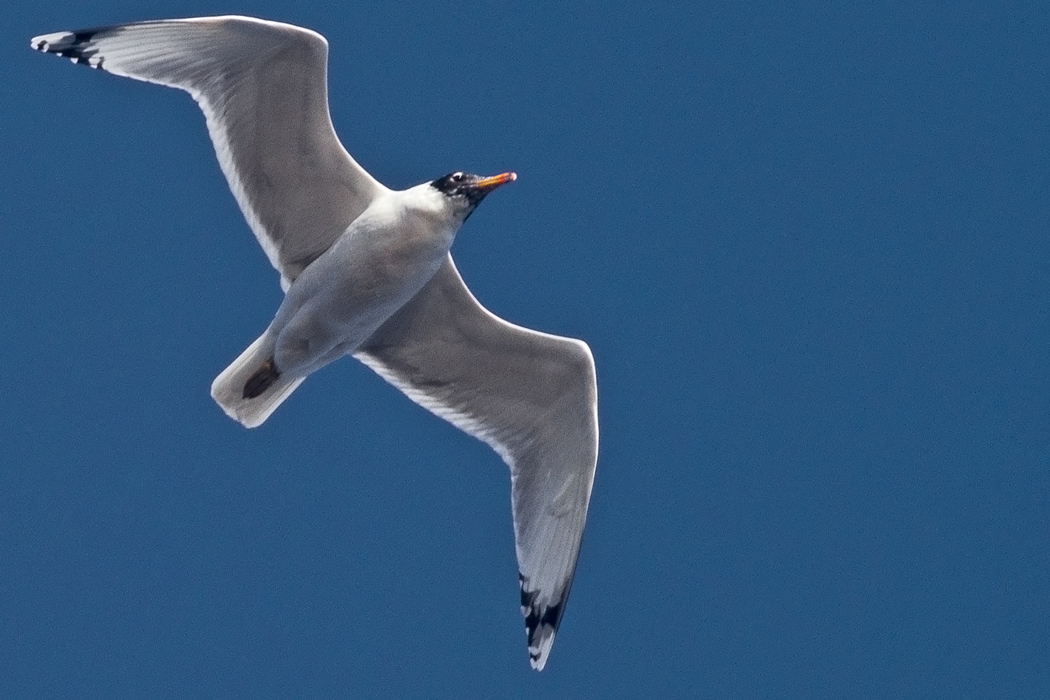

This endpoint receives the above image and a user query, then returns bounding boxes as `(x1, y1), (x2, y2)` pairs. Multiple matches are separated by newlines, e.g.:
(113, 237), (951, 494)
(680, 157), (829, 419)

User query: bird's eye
(452, 172), (464, 182)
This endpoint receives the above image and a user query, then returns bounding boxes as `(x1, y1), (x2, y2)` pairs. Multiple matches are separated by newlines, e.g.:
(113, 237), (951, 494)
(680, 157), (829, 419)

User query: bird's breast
(280, 205), (455, 342)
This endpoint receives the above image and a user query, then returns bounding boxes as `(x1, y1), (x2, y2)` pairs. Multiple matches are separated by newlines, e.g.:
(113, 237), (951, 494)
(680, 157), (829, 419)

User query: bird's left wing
(31, 16), (386, 288)
(354, 255), (598, 670)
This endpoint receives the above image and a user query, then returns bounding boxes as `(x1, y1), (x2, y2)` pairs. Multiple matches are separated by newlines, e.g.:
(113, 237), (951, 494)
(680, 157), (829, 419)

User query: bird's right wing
(31, 16), (386, 288)
(354, 255), (599, 670)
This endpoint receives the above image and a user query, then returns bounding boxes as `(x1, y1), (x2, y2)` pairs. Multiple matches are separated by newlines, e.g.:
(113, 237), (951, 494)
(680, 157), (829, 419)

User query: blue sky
(3, 1), (1049, 698)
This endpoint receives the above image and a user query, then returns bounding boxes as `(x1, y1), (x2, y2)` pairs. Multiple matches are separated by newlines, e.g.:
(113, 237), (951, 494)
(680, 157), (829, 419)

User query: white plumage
(32, 16), (598, 670)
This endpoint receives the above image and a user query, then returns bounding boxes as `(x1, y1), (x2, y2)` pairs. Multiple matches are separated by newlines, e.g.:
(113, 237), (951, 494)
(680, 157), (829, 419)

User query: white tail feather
(211, 334), (305, 428)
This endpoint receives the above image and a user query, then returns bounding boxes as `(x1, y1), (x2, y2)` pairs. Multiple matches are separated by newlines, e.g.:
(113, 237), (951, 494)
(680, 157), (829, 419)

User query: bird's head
(430, 170), (517, 219)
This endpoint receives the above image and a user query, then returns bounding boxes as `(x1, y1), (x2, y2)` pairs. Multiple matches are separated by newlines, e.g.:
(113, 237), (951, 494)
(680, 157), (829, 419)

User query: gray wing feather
(354, 255), (598, 670)
(31, 16), (385, 287)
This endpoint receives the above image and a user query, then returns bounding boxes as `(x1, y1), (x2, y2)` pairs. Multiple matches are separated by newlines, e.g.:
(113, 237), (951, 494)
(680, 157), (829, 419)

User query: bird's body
(273, 186), (454, 373)
(215, 182), (471, 427)
(32, 16), (597, 670)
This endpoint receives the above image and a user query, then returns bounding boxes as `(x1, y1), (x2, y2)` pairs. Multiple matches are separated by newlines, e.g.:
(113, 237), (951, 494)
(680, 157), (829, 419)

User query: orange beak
(475, 171), (517, 191)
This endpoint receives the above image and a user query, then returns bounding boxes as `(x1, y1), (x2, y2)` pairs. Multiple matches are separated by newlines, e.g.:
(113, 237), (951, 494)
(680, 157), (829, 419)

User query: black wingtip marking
(243, 359), (280, 399)
(519, 573), (566, 658)
(72, 30), (101, 44)
(35, 29), (105, 67)
(54, 44), (99, 65)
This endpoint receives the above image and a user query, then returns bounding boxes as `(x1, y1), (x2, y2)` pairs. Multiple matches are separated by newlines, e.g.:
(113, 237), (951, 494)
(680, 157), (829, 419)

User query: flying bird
(31, 16), (598, 670)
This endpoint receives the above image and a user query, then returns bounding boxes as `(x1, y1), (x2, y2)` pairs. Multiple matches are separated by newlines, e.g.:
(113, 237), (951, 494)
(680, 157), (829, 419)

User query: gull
(31, 16), (598, 670)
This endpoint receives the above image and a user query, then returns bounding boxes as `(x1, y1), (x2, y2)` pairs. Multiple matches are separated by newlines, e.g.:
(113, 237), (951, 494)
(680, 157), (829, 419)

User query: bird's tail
(211, 333), (305, 428)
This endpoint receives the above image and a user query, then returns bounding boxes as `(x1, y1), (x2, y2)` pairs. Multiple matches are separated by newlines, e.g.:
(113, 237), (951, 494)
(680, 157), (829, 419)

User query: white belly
(264, 201), (457, 377)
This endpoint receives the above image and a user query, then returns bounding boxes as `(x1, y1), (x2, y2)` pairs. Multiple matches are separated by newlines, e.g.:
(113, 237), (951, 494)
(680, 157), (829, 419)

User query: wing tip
(30, 29), (107, 69)
(526, 621), (558, 671)
(520, 573), (567, 672)
(30, 31), (64, 53)
(528, 632), (555, 671)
